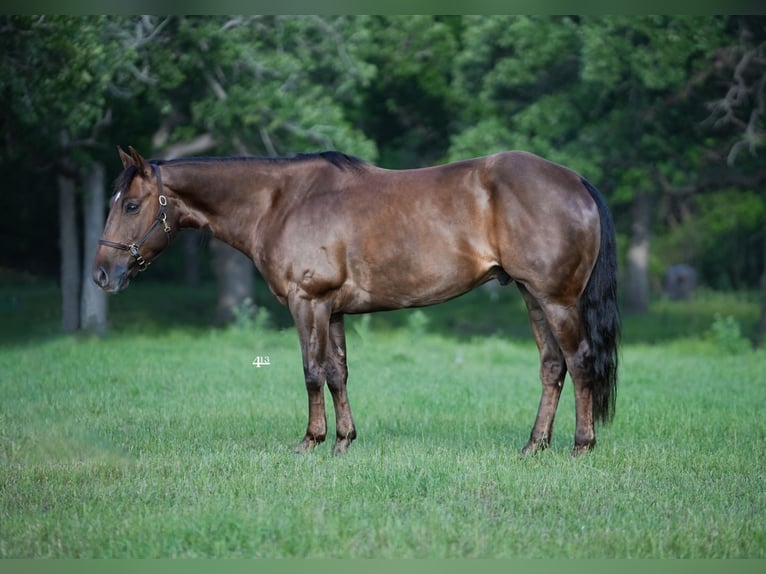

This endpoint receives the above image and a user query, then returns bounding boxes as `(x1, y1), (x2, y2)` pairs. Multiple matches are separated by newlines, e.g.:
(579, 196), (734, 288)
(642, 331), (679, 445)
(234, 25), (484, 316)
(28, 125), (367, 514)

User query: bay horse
(93, 146), (620, 456)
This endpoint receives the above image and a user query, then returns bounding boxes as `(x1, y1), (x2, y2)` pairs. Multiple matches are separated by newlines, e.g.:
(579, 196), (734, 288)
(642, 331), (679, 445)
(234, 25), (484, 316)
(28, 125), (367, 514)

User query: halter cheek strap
(98, 164), (171, 272)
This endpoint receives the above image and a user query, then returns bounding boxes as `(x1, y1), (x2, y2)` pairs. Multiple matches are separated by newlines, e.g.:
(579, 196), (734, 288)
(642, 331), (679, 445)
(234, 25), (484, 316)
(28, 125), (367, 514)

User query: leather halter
(98, 164), (171, 271)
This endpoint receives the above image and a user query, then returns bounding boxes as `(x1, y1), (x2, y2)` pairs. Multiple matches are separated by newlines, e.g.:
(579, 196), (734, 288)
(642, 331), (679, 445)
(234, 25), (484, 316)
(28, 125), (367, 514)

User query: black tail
(580, 178), (621, 424)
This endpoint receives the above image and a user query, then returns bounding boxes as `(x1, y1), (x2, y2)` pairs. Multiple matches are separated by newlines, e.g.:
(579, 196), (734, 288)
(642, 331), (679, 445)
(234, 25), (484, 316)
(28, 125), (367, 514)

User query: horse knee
(541, 356), (566, 388)
(568, 341), (593, 380)
(303, 363), (326, 390)
(326, 360), (348, 390)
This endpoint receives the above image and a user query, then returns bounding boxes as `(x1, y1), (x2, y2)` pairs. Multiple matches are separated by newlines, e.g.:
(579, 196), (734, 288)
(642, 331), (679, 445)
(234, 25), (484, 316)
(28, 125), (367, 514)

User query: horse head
(93, 146), (177, 293)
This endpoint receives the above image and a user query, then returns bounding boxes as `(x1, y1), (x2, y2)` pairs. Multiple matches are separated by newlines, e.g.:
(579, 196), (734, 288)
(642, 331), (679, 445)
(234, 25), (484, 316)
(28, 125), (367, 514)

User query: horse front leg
(290, 296), (332, 453)
(327, 313), (356, 456)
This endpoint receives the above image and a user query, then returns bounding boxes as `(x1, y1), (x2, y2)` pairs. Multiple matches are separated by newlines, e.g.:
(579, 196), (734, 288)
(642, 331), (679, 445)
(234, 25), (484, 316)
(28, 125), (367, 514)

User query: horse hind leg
(538, 299), (597, 455)
(517, 285), (567, 455)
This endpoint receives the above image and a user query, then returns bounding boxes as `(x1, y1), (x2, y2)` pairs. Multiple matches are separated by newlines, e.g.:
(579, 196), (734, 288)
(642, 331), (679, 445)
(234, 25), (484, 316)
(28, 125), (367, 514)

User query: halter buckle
(160, 212), (170, 234)
(129, 244), (149, 270)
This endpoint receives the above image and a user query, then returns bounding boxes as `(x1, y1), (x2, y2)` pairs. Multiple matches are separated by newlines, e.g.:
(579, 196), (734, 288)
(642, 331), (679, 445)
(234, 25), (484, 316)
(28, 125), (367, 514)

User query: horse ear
(128, 146), (150, 177)
(118, 146), (134, 168)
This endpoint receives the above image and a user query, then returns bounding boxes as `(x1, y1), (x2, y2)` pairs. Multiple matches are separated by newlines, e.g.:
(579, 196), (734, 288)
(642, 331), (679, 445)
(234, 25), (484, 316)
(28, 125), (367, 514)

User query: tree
(701, 16), (766, 341)
(0, 16), (135, 334)
(351, 16), (459, 168)
(139, 16), (377, 160)
(80, 162), (108, 335)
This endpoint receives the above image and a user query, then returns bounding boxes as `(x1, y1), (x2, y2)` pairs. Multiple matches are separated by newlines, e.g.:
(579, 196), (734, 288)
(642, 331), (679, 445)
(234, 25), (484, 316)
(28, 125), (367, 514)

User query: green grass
(1, 281), (765, 557)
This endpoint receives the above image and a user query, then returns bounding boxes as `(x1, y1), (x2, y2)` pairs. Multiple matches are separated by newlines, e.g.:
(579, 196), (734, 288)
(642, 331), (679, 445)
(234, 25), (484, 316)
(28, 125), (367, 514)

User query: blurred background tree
(1, 15), (764, 339)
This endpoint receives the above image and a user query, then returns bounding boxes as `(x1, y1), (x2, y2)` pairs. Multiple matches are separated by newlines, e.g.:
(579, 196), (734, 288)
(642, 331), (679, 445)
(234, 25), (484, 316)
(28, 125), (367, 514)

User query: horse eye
(124, 202), (140, 214)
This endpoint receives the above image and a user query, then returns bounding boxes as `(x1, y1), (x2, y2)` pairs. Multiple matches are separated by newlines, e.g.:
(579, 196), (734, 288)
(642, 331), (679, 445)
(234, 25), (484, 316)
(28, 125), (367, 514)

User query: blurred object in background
(664, 264), (698, 301)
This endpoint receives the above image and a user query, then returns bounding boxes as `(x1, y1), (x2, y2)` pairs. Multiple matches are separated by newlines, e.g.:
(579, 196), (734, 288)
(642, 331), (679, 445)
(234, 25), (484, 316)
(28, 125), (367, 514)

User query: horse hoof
(293, 436), (321, 454)
(332, 438), (354, 456)
(520, 439), (549, 456)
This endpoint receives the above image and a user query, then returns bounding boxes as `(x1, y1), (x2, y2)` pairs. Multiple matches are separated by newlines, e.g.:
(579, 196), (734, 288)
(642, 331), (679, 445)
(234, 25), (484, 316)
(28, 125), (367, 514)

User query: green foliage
(450, 16), (731, 191)
(229, 297), (258, 331)
(446, 118), (512, 162)
(141, 16), (378, 159)
(453, 16), (580, 118)
(0, 16), (131, 162)
(656, 189), (766, 289)
(579, 16), (726, 90)
(622, 288), (760, 346)
(227, 298), (273, 335)
(405, 309), (430, 338)
(353, 16), (458, 167)
(707, 314), (751, 355)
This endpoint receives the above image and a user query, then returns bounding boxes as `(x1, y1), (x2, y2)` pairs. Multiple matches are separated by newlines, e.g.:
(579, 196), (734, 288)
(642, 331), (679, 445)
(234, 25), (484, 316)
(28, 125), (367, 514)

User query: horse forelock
(113, 164), (139, 198)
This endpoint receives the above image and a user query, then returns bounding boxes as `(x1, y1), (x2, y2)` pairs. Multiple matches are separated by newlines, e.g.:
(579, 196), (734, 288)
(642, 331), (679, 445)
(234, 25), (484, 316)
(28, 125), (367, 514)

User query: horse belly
(340, 229), (498, 313)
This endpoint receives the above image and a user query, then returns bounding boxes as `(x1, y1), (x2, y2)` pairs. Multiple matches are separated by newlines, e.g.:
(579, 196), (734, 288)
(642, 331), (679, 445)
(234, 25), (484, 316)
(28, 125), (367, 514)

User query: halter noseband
(98, 164), (171, 272)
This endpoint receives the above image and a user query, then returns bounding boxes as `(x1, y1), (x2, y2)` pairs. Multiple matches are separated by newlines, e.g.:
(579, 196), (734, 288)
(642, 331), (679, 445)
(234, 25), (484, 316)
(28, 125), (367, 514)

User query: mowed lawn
(1, 284), (765, 557)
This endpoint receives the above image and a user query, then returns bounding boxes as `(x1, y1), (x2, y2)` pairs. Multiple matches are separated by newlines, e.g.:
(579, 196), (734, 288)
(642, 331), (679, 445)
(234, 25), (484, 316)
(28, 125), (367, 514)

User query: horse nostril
(94, 267), (109, 289)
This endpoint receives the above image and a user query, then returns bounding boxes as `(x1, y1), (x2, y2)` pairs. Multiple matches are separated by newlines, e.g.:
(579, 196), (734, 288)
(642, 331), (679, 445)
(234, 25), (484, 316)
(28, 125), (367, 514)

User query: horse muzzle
(93, 261), (132, 293)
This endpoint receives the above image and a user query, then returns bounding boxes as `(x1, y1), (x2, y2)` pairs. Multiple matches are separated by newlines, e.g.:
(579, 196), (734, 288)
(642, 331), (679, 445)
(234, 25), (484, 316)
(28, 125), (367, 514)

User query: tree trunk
(183, 231), (201, 287)
(80, 162), (108, 336)
(625, 191), (651, 314)
(759, 228), (766, 346)
(210, 238), (255, 324)
(58, 174), (80, 333)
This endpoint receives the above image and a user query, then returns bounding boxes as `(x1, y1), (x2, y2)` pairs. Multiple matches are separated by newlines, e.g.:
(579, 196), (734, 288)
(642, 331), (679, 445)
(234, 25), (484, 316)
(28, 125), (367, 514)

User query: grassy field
(1, 280), (765, 557)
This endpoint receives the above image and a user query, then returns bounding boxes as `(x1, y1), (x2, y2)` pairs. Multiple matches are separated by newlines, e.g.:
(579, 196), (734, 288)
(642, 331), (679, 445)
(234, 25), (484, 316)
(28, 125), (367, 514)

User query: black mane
(295, 151), (367, 171)
(153, 150), (367, 171)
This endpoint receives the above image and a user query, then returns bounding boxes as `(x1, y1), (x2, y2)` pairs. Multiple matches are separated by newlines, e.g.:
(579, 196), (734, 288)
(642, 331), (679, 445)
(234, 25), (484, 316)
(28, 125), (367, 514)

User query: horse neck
(162, 160), (282, 257)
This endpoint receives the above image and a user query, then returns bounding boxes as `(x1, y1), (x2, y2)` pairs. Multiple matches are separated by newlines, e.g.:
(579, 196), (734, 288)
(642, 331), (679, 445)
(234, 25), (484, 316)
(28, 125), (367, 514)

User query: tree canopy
(1, 15), (764, 316)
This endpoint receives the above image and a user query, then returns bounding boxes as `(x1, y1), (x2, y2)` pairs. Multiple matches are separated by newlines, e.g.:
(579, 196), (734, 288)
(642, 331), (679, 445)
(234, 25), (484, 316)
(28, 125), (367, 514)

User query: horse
(93, 146), (620, 456)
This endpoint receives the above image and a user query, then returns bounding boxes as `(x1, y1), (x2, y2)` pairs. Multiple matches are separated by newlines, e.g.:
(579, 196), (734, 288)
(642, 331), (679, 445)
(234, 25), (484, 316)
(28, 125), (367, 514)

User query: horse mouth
(99, 277), (130, 294)
(105, 278), (130, 294)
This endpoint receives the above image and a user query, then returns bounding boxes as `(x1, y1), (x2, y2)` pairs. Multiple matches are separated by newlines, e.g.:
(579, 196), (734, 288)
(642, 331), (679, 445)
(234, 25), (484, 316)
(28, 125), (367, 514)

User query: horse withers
(94, 146), (620, 456)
